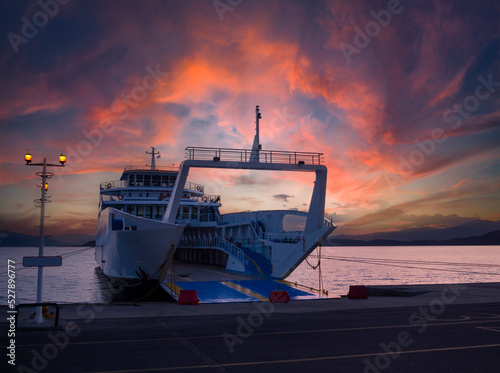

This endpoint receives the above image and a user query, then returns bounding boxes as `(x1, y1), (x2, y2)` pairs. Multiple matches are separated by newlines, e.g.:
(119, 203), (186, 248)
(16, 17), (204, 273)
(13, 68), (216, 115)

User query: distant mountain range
(1, 219), (499, 247)
(0, 231), (95, 247)
(326, 230), (500, 246)
(327, 219), (500, 246)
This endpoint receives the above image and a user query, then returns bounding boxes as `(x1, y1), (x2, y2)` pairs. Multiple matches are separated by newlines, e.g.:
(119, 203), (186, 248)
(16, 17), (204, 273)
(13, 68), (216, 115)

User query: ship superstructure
(95, 106), (336, 297)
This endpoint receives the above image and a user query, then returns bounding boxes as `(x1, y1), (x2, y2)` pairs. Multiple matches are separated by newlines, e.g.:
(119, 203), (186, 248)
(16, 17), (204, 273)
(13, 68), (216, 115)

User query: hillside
(331, 219), (500, 242)
(326, 230), (500, 246)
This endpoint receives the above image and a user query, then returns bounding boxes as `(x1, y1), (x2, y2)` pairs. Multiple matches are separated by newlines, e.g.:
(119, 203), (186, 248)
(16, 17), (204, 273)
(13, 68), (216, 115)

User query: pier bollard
(347, 285), (368, 299)
(269, 290), (290, 303)
(178, 290), (199, 305)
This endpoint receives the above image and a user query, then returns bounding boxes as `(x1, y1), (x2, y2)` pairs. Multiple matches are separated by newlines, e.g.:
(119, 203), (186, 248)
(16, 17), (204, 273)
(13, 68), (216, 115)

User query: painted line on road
(477, 326), (500, 333)
(14, 317), (500, 348)
(82, 343), (500, 372)
(155, 319), (227, 372)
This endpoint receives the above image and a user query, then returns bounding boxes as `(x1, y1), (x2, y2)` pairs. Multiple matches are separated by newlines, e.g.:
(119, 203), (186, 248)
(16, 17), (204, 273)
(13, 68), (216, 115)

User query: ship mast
(250, 105), (262, 162)
(146, 146), (160, 170)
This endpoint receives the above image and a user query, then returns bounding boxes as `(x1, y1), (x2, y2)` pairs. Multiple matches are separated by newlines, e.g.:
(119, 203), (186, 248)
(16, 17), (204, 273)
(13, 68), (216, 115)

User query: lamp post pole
(25, 152), (66, 323)
(35, 158), (47, 323)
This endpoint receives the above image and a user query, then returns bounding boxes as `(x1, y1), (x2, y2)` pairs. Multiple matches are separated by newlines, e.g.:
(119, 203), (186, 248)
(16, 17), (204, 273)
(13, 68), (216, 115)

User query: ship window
(145, 206), (153, 219)
(126, 205), (134, 214)
(200, 207), (209, 222)
(191, 206), (199, 220)
(155, 206), (163, 219)
(144, 174), (151, 186)
(152, 175), (161, 187)
(128, 174), (135, 186)
(169, 175), (176, 186)
(161, 175), (169, 187)
(128, 193), (132, 197)
(136, 174), (143, 186)
(182, 206), (190, 219)
(137, 205), (144, 217)
(139, 193), (143, 198)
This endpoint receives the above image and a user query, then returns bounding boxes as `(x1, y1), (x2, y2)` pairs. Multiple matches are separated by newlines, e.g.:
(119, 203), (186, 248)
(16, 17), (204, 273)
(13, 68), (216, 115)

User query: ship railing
(178, 237), (245, 263)
(199, 213), (218, 222)
(263, 232), (303, 244)
(100, 195), (122, 202)
(256, 211), (273, 231)
(178, 212), (219, 222)
(218, 213), (305, 244)
(185, 182), (204, 193)
(188, 194), (221, 204)
(323, 218), (335, 227)
(99, 180), (204, 193)
(218, 212), (256, 225)
(124, 165), (179, 172)
(100, 180), (126, 190)
(185, 147), (324, 165)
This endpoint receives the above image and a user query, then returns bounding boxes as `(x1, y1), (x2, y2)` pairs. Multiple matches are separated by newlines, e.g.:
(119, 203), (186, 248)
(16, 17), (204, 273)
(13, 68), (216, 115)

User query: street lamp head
(41, 183), (48, 191)
(59, 153), (66, 166)
(25, 152), (32, 164)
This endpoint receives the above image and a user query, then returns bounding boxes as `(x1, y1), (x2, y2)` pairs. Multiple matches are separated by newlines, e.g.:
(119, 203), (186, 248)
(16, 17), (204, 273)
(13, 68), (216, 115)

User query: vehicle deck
(160, 261), (337, 303)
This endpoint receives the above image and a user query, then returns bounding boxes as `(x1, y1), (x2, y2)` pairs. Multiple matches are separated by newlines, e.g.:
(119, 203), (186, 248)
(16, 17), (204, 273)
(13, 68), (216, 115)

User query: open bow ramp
(161, 279), (327, 303)
(160, 261), (335, 303)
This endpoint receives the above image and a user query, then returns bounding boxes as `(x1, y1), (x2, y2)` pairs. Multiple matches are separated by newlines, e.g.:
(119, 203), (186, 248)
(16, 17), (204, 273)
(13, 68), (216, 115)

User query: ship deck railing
(100, 194), (221, 206)
(124, 165), (180, 172)
(323, 218), (335, 227)
(100, 180), (205, 193)
(264, 232), (303, 243)
(185, 146), (324, 165)
(178, 237), (245, 263)
(177, 211), (219, 223)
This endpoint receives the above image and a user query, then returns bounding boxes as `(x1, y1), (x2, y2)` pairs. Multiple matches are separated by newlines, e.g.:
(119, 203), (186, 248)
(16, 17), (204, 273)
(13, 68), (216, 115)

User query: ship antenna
(146, 146), (160, 170)
(250, 105), (262, 162)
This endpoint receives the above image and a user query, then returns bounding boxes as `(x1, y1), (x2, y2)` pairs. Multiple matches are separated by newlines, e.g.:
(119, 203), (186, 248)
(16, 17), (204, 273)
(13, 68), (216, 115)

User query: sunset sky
(1, 0), (499, 239)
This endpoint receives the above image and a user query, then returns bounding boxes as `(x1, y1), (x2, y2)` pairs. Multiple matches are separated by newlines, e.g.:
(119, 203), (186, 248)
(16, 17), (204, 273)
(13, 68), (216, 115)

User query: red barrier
(347, 285), (368, 299)
(269, 290), (290, 303)
(178, 290), (199, 305)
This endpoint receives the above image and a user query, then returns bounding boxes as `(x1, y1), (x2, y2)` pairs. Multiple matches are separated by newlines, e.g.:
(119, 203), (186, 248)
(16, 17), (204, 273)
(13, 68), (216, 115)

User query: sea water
(287, 245), (500, 295)
(0, 245), (499, 305)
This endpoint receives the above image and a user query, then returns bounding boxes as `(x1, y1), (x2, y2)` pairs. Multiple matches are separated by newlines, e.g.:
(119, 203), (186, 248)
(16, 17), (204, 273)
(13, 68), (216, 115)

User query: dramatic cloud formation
(1, 0), (499, 238)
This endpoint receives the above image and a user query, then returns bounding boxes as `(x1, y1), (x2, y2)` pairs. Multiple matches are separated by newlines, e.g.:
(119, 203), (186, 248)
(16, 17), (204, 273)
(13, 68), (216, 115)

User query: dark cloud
(274, 194), (294, 203)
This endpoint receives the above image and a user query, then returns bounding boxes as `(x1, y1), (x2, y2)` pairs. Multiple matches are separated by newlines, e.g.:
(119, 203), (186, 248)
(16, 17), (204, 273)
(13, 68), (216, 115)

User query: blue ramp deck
(163, 279), (324, 303)
(162, 261), (333, 304)
(165, 281), (258, 303)
(232, 280), (319, 301)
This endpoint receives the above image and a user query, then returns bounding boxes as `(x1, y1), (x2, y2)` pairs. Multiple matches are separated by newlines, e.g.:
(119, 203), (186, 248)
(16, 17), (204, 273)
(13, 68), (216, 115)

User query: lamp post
(24, 151), (66, 323)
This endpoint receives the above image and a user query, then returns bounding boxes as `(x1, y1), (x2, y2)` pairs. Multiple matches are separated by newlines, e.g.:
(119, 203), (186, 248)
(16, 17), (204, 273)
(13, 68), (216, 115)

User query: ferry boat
(95, 148), (187, 288)
(95, 106), (336, 295)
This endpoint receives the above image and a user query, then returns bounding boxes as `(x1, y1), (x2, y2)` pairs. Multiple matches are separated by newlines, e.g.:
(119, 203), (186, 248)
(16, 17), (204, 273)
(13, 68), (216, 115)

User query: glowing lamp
(59, 153), (66, 165)
(41, 183), (48, 191)
(25, 152), (32, 164)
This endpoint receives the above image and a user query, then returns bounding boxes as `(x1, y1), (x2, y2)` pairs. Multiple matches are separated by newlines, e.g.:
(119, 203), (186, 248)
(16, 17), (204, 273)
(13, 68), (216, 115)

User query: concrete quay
(2, 282), (500, 372)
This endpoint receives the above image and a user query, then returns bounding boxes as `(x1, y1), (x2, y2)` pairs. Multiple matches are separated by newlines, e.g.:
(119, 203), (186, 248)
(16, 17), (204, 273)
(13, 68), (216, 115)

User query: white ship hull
(95, 208), (184, 282)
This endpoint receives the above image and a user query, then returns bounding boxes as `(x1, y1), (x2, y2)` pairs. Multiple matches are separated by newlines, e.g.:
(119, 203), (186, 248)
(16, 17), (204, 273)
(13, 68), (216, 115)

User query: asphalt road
(4, 302), (500, 373)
